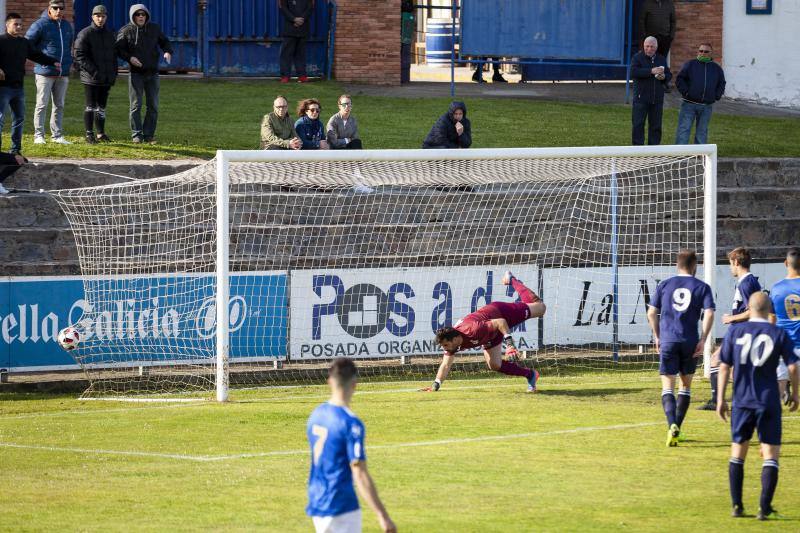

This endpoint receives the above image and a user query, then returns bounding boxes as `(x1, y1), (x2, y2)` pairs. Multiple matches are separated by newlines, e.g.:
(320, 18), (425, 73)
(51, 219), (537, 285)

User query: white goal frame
(213, 145), (717, 402)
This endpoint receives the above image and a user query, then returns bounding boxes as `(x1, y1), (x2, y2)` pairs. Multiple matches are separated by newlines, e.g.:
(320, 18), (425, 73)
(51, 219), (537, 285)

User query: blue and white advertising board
(1, 272), (288, 371)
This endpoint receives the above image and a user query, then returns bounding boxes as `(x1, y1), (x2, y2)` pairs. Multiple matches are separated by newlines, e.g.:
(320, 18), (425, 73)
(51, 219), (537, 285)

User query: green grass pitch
(1, 371), (799, 531)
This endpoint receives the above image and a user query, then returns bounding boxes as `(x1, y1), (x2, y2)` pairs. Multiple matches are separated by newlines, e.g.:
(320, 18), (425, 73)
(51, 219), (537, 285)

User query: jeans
(280, 36), (308, 77)
(33, 75), (69, 139)
(0, 85), (26, 153)
(675, 101), (714, 144)
(631, 101), (663, 145)
(129, 72), (160, 140)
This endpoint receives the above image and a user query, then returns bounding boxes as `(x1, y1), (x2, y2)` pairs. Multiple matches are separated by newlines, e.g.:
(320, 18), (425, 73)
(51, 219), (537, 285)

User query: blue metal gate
(73, 0), (334, 77)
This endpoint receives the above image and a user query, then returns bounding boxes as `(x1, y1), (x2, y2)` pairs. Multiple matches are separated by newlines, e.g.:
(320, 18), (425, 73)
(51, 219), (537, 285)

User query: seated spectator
(422, 101), (472, 149)
(326, 94), (362, 150)
(295, 98), (329, 150)
(0, 150), (28, 194)
(260, 95), (301, 150)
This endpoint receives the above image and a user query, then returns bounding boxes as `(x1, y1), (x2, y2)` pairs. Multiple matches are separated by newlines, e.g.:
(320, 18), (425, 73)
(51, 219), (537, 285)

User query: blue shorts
(731, 405), (782, 445)
(659, 341), (698, 376)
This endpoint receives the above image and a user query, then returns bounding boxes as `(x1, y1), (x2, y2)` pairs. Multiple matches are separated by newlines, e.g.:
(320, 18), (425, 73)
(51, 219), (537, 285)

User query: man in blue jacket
(675, 42), (726, 145)
(25, 0), (74, 146)
(631, 36), (671, 146)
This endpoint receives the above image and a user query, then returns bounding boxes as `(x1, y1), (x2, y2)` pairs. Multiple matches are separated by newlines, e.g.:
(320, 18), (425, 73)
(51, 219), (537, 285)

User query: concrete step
(0, 228), (77, 263)
(717, 158), (800, 188)
(717, 188), (800, 218)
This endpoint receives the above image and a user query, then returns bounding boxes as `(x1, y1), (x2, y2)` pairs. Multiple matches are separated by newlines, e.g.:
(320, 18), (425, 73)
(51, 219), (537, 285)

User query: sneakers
(85, 132), (97, 144)
(526, 369), (540, 393)
(33, 135), (46, 145)
(96, 133), (111, 143)
(298, 75), (309, 83)
(492, 74), (508, 83)
(132, 137), (143, 144)
(731, 505), (744, 518)
(52, 136), (72, 145)
(501, 270), (514, 285)
(471, 72), (485, 83)
(280, 76), (290, 83)
(696, 399), (717, 411)
(143, 137), (157, 145)
(757, 507), (777, 521)
(0, 183), (9, 195)
(666, 423), (680, 447)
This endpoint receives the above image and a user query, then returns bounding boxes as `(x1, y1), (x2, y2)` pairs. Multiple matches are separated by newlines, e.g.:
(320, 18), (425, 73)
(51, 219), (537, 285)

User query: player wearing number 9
(647, 250), (715, 446)
(769, 247), (800, 402)
(716, 292), (799, 520)
(306, 358), (396, 533)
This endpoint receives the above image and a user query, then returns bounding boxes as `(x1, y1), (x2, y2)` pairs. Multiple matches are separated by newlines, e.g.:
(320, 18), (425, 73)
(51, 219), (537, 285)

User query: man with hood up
(422, 101), (472, 149)
(115, 4), (173, 144)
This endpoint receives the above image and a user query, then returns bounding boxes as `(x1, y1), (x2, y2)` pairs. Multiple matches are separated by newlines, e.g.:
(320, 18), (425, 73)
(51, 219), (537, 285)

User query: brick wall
(332, 0), (401, 85)
(673, 0), (723, 74)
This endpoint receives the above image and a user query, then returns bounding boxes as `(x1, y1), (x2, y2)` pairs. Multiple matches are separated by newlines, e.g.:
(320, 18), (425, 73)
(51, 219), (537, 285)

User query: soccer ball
(57, 327), (80, 351)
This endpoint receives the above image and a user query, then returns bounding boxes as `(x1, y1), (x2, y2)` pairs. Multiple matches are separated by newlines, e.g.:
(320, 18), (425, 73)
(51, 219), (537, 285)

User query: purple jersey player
(717, 292), (799, 520)
(424, 271), (547, 393)
(647, 250), (715, 446)
(700, 248), (763, 411)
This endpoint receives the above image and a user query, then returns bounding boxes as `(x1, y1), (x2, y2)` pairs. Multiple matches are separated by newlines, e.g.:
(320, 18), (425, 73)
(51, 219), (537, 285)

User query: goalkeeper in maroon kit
(425, 271), (546, 393)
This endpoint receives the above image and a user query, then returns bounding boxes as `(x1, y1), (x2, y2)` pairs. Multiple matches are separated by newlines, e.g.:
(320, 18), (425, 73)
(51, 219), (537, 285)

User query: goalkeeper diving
(425, 271), (546, 393)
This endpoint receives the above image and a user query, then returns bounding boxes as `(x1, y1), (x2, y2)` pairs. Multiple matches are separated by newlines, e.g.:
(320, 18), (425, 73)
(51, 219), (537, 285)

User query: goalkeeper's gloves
(504, 334), (519, 361)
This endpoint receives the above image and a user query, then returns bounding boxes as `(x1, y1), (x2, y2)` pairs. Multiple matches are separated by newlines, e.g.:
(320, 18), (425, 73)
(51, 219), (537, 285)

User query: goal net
(50, 147), (716, 398)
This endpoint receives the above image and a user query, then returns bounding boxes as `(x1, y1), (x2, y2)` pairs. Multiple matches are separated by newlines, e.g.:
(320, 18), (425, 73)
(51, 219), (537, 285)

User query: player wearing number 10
(306, 358), (396, 533)
(647, 250), (715, 446)
(716, 292), (799, 520)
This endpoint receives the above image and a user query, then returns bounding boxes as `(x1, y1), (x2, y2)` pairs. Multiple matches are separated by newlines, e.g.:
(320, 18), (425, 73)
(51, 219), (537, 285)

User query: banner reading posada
(290, 266), (540, 359)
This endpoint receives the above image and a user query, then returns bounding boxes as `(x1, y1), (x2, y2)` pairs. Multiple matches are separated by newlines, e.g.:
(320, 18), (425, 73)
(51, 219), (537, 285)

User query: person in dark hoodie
(0, 12), (59, 155)
(25, 1), (74, 145)
(73, 5), (118, 144)
(674, 42), (726, 145)
(115, 4), (173, 144)
(294, 98), (329, 150)
(278, 0), (314, 83)
(422, 101), (472, 149)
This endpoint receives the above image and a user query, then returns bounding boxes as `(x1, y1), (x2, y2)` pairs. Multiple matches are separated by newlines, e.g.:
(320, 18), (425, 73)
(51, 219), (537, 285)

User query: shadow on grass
(538, 387), (641, 397)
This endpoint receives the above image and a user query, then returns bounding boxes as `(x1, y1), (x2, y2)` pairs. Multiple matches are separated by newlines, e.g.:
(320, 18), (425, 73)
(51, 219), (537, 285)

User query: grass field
(1, 371), (799, 531)
(9, 78), (800, 160)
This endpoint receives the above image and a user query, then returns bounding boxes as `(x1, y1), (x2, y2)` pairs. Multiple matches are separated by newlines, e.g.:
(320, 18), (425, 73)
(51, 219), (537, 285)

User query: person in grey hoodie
(115, 4), (173, 143)
(25, 0), (74, 145)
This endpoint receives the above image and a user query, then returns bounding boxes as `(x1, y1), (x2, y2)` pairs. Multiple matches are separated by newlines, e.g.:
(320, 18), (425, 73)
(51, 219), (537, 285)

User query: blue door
(73, 0), (332, 76)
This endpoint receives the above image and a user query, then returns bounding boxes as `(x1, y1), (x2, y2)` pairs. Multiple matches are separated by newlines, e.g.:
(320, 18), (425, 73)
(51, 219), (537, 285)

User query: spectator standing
(73, 5), (118, 144)
(0, 13), (59, 155)
(278, 0), (314, 83)
(638, 1), (676, 65)
(422, 101), (472, 149)
(0, 151), (29, 195)
(674, 43), (726, 145)
(115, 4), (173, 144)
(26, 0), (74, 146)
(631, 36), (670, 146)
(260, 95), (301, 150)
(326, 94), (362, 150)
(295, 98), (329, 150)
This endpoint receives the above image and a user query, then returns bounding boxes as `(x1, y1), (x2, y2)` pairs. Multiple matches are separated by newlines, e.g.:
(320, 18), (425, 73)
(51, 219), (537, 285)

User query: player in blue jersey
(647, 250), (715, 446)
(699, 248), (762, 410)
(306, 358), (396, 533)
(717, 292), (799, 520)
(769, 247), (800, 403)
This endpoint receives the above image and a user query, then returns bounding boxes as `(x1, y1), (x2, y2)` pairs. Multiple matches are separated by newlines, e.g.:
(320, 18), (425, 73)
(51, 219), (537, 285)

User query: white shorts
(312, 509), (362, 533)
(777, 359), (789, 381)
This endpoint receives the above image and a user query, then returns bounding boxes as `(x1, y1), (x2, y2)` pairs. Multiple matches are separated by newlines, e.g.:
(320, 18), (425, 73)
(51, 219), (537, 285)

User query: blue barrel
(425, 18), (459, 67)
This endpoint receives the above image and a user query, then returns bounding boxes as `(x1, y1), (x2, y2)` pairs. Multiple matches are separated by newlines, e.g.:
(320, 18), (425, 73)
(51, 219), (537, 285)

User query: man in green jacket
(261, 95), (301, 150)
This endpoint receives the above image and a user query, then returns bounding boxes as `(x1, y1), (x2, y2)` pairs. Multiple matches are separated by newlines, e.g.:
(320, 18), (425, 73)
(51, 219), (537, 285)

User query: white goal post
(51, 145), (717, 401)
(212, 146), (717, 402)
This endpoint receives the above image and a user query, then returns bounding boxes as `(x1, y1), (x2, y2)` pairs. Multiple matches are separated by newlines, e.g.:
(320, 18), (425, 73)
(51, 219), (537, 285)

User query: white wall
(723, 0), (800, 108)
